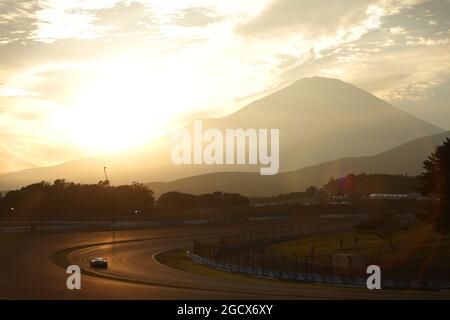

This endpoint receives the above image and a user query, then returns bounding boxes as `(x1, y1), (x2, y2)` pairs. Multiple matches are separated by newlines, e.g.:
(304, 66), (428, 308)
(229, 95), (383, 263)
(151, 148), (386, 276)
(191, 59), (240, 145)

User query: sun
(51, 57), (219, 155)
(58, 65), (176, 154)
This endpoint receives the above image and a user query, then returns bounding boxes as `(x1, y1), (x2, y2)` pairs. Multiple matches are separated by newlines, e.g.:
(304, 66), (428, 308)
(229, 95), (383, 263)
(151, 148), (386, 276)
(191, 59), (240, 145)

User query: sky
(0, 0), (449, 174)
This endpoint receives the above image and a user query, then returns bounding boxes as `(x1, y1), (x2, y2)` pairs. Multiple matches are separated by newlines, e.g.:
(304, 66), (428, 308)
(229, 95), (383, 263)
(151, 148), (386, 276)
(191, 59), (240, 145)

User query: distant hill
(146, 131), (450, 197)
(0, 77), (442, 190)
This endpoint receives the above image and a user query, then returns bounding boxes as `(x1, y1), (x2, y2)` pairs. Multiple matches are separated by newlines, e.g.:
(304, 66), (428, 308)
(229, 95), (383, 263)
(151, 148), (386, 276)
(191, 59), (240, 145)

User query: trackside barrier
(0, 226), (31, 233)
(182, 219), (210, 225)
(111, 221), (137, 228)
(0, 220), (163, 233)
(186, 251), (450, 291)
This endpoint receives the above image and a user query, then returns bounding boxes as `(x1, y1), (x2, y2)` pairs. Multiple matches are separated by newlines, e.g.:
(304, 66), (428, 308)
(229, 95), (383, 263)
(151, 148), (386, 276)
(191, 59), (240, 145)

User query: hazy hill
(0, 77), (442, 190)
(146, 131), (450, 197)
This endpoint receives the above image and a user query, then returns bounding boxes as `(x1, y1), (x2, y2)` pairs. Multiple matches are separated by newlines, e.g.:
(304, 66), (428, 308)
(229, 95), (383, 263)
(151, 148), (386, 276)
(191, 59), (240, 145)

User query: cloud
(236, 0), (428, 38)
(389, 26), (406, 34)
(236, 0), (374, 38)
(0, 0), (449, 173)
(175, 7), (223, 27)
(0, 0), (42, 44)
(30, 3), (114, 43)
(90, 1), (154, 35)
(399, 79), (450, 129)
(231, 0), (433, 91)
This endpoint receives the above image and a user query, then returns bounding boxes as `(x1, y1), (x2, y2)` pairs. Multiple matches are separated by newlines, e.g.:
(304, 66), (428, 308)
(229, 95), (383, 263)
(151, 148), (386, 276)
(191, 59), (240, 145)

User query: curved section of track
(0, 224), (448, 299)
(67, 236), (334, 299)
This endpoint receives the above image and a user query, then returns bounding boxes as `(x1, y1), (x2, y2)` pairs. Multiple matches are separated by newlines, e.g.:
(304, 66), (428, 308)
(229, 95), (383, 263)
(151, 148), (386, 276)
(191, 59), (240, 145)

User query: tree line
(0, 180), (155, 221)
(324, 173), (419, 196)
(0, 179), (249, 221)
(157, 191), (249, 210)
(251, 174), (420, 205)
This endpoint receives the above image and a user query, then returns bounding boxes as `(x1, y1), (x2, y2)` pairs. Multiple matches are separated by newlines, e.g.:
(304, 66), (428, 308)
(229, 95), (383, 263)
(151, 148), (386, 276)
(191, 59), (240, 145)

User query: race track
(0, 224), (448, 299)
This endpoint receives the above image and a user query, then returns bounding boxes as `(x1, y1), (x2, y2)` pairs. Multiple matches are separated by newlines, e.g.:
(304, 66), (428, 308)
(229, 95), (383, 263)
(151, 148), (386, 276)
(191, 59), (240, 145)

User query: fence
(186, 250), (450, 290)
(188, 223), (450, 290)
(192, 223), (362, 276)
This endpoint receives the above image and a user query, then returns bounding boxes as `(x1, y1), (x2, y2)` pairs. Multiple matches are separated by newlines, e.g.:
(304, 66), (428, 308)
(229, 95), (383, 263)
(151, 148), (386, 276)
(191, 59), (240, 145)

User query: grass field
(156, 248), (304, 285)
(267, 221), (450, 277)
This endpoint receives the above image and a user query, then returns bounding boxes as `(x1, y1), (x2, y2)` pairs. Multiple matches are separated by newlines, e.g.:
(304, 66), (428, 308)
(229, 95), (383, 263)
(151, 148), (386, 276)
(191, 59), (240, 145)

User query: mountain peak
(294, 76), (346, 85)
(281, 76), (382, 104)
(236, 76), (388, 117)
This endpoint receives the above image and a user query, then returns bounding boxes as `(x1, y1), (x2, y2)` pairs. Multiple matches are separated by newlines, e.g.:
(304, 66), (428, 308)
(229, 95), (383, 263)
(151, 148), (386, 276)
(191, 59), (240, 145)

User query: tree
(157, 191), (249, 210)
(417, 138), (450, 234)
(157, 192), (198, 210)
(317, 189), (330, 202)
(354, 214), (411, 250)
(304, 186), (318, 197)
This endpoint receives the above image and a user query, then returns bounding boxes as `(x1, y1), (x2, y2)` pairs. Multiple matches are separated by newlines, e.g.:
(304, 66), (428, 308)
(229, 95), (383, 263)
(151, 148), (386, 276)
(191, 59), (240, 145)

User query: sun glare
(58, 64), (179, 154)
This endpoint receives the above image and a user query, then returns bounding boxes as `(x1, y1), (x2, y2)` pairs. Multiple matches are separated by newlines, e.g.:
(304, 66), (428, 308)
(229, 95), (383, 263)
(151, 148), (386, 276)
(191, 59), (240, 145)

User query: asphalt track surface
(0, 223), (449, 300)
